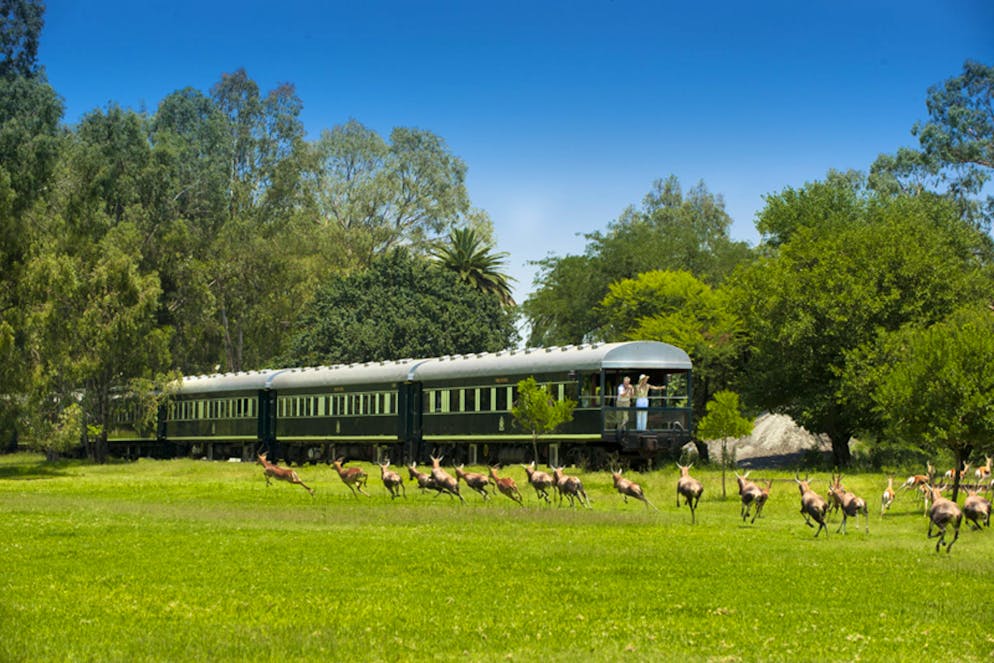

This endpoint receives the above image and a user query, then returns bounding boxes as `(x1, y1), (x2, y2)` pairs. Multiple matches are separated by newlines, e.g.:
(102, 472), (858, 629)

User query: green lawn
(1, 453), (992, 662)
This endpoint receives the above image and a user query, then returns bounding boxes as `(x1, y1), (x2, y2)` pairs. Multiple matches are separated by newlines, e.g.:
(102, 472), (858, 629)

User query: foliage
(870, 60), (994, 230)
(599, 270), (745, 407)
(286, 249), (518, 365)
(511, 376), (576, 461)
(0, 0), (44, 79)
(25, 401), (82, 460)
(696, 390), (753, 442)
(731, 179), (994, 466)
(430, 225), (515, 306)
(2, 455), (993, 661)
(313, 119), (470, 268)
(522, 176), (753, 345)
(868, 307), (994, 479)
(696, 390), (753, 497)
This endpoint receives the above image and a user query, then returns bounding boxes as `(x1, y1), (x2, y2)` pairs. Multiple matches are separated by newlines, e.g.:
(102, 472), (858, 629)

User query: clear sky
(39, 1), (994, 303)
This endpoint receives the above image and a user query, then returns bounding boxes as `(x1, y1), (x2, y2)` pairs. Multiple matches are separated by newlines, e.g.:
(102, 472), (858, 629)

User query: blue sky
(39, 1), (994, 302)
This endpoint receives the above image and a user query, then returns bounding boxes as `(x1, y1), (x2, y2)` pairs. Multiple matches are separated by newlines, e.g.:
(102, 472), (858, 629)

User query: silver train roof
(175, 341), (691, 394)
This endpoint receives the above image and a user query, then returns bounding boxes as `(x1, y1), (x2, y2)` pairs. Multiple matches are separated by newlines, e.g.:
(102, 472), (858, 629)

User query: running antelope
(927, 485), (963, 553)
(974, 456), (992, 484)
(429, 455), (465, 503)
(332, 457), (370, 497)
(795, 475), (829, 537)
(676, 464), (704, 523)
(902, 462), (935, 492)
(522, 461), (554, 503)
(735, 471), (767, 524)
(829, 474), (868, 534)
(407, 462), (438, 494)
(963, 489), (991, 531)
(378, 460), (406, 499)
(611, 469), (657, 510)
(489, 466), (523, 506)
(943, 463), (970, 483)
(258, 453), (314, 496)
(881, 477), (896, 516)
(552, 466), (591, 508)
(455, 465), (492, 501)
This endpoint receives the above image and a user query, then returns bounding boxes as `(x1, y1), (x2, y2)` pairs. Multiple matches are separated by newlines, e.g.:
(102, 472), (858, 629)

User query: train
(107, 340), (694, 469)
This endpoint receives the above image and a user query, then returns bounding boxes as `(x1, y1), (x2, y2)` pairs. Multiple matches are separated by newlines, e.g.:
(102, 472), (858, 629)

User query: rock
(706, 413), (834, 468)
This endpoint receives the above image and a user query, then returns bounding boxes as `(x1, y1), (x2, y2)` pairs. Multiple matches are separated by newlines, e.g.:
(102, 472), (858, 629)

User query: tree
(870, 61), (994, 230)
(431, 226), (515, 307)
(511, 376), (576, 463)
(285, 249), (518, 365)
(696, 391), (753, 498)
(18, 221), (171, 461)
(731, 179), (993, 466)
(870, 307), (994, 502)
(0, 0), (44, 79)
(0, 0), (62, 449)
(313, 119), (470, 268)
(206, 69), (311, 371)
(522, 176), (752, 345)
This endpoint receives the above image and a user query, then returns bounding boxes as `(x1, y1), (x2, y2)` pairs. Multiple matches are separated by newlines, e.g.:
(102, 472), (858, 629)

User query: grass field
(2, 453), (992, 662)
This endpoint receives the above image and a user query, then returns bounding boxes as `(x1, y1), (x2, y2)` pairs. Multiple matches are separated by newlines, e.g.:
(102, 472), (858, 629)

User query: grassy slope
(1, 454), (992, 662)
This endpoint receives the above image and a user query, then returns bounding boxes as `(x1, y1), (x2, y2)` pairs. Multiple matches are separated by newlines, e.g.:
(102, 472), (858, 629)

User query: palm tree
(431, 227), (516, 307)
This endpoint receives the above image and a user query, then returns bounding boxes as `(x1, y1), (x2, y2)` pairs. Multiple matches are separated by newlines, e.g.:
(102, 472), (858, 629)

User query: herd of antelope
(256, 453), (993, 553)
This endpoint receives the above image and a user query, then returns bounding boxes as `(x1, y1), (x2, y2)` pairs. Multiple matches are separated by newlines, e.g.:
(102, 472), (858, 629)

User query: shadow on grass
(0, 458), (74, 480)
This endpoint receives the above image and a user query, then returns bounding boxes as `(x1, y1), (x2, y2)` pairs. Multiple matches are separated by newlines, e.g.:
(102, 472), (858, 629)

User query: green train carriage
(107, 341), (693, 468)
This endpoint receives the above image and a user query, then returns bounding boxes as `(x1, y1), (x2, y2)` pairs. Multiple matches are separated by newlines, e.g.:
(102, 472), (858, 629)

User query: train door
(258, 389), (277, 451)
(398, 381), (423, 462)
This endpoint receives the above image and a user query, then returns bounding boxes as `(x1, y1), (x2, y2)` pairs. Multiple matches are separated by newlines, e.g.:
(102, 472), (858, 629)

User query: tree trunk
(830, 436), (851, 468)
(951, 445), (972, 503)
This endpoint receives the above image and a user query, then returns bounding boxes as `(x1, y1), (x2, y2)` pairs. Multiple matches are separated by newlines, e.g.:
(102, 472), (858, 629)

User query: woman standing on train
(634, 374), (665, 431)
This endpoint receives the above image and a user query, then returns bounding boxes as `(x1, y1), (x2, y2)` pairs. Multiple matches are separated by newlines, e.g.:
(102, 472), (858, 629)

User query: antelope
(332, 457), (370, 497)
(676, 464), (704, 523)
(429, 455), (465, 503)
(522, 461), (554, 503)
(455, 465), (492, 501)
(974, 456), (992, 484)
(378, 460), (406, 499)
(552, 466), (591, 508)
(828, 474), (868, 534)
(926, 485), (963, 552)
(943, 463), (970, 483)
(488, 466), (523, 506)
(258, 452), (314, 496)
(881, 477), (896, 516)
(825, 479), (843, 519)
(407, 462), (439, 494)
(611, 469), (657, 510)
(902, 462), (935, 492)
(795, 475), (829, 537)
(735, 471), (767, 524)
(963, 489), (991, 531)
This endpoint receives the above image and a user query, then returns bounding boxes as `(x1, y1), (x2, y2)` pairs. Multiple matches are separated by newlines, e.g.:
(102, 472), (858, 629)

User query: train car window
(480, 388), (492, 412)
(466, 389), (477, 412)
(451, 389), (461, 413)
(495, 387), (507, 412)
